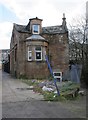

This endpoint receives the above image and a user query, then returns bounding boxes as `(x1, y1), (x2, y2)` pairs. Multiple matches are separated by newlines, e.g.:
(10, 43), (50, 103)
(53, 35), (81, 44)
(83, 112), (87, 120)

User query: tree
(68, 16), (88, 87)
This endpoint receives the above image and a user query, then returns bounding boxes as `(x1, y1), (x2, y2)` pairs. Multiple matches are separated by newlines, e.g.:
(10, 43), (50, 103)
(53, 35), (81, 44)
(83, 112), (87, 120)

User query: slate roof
(42, 25), (67, 34)
(14, 23), (67, 34)
(14, 24), (30, 33)
(26, 34), (48, 42)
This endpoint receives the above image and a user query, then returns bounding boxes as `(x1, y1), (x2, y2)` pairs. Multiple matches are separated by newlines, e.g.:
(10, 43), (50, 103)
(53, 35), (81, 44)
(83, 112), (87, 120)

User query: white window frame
(32, 25), (40, 34)
(35, 46), (42, 61)
(44, 47), (46, 61)
(28, 50), (32, 61)
(53, 72), (62, 82)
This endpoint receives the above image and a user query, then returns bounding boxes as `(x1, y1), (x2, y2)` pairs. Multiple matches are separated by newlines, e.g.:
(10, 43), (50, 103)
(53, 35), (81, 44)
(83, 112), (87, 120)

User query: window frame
(28, 50), (32, 61)
(35, 46), (42, 61)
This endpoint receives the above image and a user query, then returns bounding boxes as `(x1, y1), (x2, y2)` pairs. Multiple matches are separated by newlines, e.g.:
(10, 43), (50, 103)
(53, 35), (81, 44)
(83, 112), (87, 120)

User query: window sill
(27, 60), (46, 62)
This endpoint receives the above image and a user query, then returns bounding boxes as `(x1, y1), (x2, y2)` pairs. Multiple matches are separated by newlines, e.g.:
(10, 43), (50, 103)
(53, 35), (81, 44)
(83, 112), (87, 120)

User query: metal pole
(45, 55), (60, 96)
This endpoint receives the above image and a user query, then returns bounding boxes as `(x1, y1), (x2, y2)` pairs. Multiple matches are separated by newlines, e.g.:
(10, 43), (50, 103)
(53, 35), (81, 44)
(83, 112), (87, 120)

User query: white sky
(0, 0), (87, 49)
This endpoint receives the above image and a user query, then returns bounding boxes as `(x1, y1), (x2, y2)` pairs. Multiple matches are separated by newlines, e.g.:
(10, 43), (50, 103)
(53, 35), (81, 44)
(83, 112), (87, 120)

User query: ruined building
(10, 14), (69, 79)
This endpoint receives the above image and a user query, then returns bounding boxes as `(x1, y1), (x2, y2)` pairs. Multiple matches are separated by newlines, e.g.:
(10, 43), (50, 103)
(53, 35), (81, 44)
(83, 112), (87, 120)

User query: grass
(43, 92), (66, 101)
(43, 91), (81, 101)
(33, 85), (43, 94)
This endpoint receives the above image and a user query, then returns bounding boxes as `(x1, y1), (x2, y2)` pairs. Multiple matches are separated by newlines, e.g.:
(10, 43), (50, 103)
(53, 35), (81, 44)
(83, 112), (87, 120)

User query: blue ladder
(45, 55), (60, 96)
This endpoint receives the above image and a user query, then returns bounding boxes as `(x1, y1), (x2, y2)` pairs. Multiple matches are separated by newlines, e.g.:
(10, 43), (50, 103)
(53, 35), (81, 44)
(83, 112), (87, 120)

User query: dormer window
(32, 25), (39, 34)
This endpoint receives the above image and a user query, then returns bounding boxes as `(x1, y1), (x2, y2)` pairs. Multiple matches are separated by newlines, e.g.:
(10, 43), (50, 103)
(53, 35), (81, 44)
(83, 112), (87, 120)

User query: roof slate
(14, 23), (68, 34)
(14, 24), (30, 33)
(42, 25), (67, 34)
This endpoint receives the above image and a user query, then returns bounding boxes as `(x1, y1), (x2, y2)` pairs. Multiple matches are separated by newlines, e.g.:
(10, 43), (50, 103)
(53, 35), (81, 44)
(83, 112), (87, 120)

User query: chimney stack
(62, 13), (66, 26)
(62, 13), (67, 31)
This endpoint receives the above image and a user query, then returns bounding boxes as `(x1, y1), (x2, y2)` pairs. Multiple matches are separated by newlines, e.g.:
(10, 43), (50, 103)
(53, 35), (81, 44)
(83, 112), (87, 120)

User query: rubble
(78, 90), (85, 96)
(42, 86), (54, 92)
(38, 82), (46, 88)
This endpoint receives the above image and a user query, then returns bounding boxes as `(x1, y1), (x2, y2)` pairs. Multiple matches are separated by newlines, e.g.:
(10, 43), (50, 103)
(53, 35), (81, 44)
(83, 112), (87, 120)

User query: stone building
(10, 14), (69, 79)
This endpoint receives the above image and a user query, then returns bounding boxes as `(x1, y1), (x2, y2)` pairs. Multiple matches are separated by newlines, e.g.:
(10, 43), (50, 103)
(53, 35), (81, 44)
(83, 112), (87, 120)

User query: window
(35, 46), (42, 61)
(53, 72), (61, 76)
(44, 47), (46, 60)
(53, 72), (62, 82)
(28, 51), (32, 61)
(32, 25), (39, 34)
(28, 46), (32, 61)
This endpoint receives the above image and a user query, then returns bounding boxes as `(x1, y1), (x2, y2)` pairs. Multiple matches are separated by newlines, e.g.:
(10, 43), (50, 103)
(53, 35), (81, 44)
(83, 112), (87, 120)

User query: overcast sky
(0, 0), (87, 49)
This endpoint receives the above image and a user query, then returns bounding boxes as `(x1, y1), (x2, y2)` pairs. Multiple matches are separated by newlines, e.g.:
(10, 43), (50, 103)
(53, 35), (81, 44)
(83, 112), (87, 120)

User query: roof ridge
(43, 25), (62, 28)
(14, 23), (26, 27)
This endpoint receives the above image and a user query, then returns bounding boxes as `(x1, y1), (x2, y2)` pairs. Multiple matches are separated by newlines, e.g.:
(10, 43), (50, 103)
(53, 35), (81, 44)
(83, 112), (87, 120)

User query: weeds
(20, 78), (81, 102)
(43, 92), (66, 101)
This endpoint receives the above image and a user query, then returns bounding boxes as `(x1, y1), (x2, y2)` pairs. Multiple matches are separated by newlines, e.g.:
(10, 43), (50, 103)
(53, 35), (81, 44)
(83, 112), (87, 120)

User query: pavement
(1, 70), (87, 118)
(2, 71), (43, 103)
